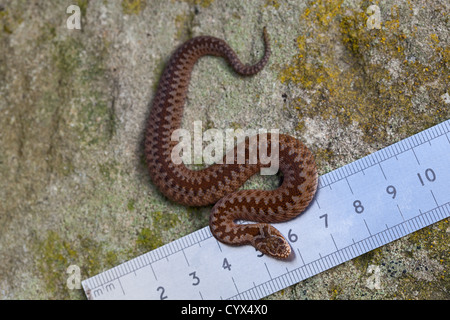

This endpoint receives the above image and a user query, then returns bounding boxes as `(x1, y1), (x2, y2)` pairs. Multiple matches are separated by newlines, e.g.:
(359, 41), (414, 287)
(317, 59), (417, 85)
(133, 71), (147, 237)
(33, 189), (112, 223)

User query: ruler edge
(318, 119), (450, 189)
(82, 119), (450, 297)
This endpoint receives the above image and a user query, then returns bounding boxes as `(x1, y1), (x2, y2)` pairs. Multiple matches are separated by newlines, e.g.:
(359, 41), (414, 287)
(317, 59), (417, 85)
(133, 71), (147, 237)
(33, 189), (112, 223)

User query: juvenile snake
(145, 28), (318, 259)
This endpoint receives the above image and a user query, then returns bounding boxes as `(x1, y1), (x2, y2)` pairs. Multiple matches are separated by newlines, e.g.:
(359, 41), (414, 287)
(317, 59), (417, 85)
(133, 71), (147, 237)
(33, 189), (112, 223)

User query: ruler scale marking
(427, 128), (433, 140)
(440, 205), (448, 219)
(385, 146), (393, 159)
(83, 120), (450, 300)
(420, 214), (428, 227)
(413, 217), (421, 230)
(374, 150), (381, 164)
(406, 136), (414, 150)
(415, 215), (422, 229)
(421, 130), (429, 143)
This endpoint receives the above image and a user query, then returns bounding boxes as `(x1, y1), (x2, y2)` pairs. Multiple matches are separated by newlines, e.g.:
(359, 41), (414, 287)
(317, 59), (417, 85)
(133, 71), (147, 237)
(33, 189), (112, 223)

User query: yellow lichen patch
(429, 33), (440, 45)
(36, 232), (105, 299)
(313, 147), (335, 173)
(122, 0), (146, 15)
(278, 0), (449, 146)
(309, 0), (342, 28)
(329, 285), (342, 300)
(264, 0), (281, 10)
(175, 0), (215, 8)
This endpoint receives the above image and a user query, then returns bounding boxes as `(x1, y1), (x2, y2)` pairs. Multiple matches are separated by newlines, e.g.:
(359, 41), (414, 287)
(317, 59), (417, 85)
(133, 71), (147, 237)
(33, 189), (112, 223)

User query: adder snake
(144, 29), (318, 259)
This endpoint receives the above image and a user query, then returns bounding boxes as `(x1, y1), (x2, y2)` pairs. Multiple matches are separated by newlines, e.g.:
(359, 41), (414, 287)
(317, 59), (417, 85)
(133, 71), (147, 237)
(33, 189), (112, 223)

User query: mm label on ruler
(82, 120), (450, 300)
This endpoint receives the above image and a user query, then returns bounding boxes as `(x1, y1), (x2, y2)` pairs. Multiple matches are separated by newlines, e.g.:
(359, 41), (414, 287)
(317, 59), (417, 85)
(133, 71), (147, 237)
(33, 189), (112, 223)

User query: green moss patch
(135, 211), (180, 253)
(35, 231), (107, 299)
(122, 0), (146, 15)
(279, 0), (449, 150)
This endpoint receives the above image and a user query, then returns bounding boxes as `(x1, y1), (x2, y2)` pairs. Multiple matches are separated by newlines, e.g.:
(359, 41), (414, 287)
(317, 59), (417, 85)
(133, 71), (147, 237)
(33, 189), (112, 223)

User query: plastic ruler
(82, 119), (450, 300)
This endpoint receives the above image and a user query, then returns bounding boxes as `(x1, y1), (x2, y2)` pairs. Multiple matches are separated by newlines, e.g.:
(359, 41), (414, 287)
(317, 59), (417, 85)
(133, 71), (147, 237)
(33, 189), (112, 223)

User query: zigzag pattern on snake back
(144, 28), (318, 259)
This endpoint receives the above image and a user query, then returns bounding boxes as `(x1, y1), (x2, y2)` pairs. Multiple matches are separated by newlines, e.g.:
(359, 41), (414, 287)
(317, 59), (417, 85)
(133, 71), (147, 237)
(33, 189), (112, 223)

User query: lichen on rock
(0, 0), (448, 299)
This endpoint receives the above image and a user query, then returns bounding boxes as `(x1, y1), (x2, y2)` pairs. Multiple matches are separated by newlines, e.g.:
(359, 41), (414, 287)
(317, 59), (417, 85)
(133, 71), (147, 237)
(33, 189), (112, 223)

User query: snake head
(253, 225), (292, 259)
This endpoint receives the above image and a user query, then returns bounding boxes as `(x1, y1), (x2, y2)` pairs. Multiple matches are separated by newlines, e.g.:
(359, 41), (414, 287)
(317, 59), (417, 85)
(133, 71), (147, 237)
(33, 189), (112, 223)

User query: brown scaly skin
(145, 29), (318, 259)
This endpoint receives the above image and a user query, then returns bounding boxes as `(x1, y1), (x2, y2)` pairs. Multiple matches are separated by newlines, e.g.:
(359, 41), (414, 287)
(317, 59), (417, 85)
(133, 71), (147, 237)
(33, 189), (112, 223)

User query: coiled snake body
(145, 29), (318, 259)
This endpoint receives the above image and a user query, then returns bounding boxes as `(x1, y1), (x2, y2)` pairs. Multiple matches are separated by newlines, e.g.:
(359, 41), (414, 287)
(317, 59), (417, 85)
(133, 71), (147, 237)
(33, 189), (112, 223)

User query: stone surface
(0, 0), (448, 299)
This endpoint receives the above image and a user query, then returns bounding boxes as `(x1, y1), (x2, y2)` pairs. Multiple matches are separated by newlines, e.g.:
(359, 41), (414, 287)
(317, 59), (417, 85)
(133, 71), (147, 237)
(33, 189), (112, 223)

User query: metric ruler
(82, 119), (450, 300)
